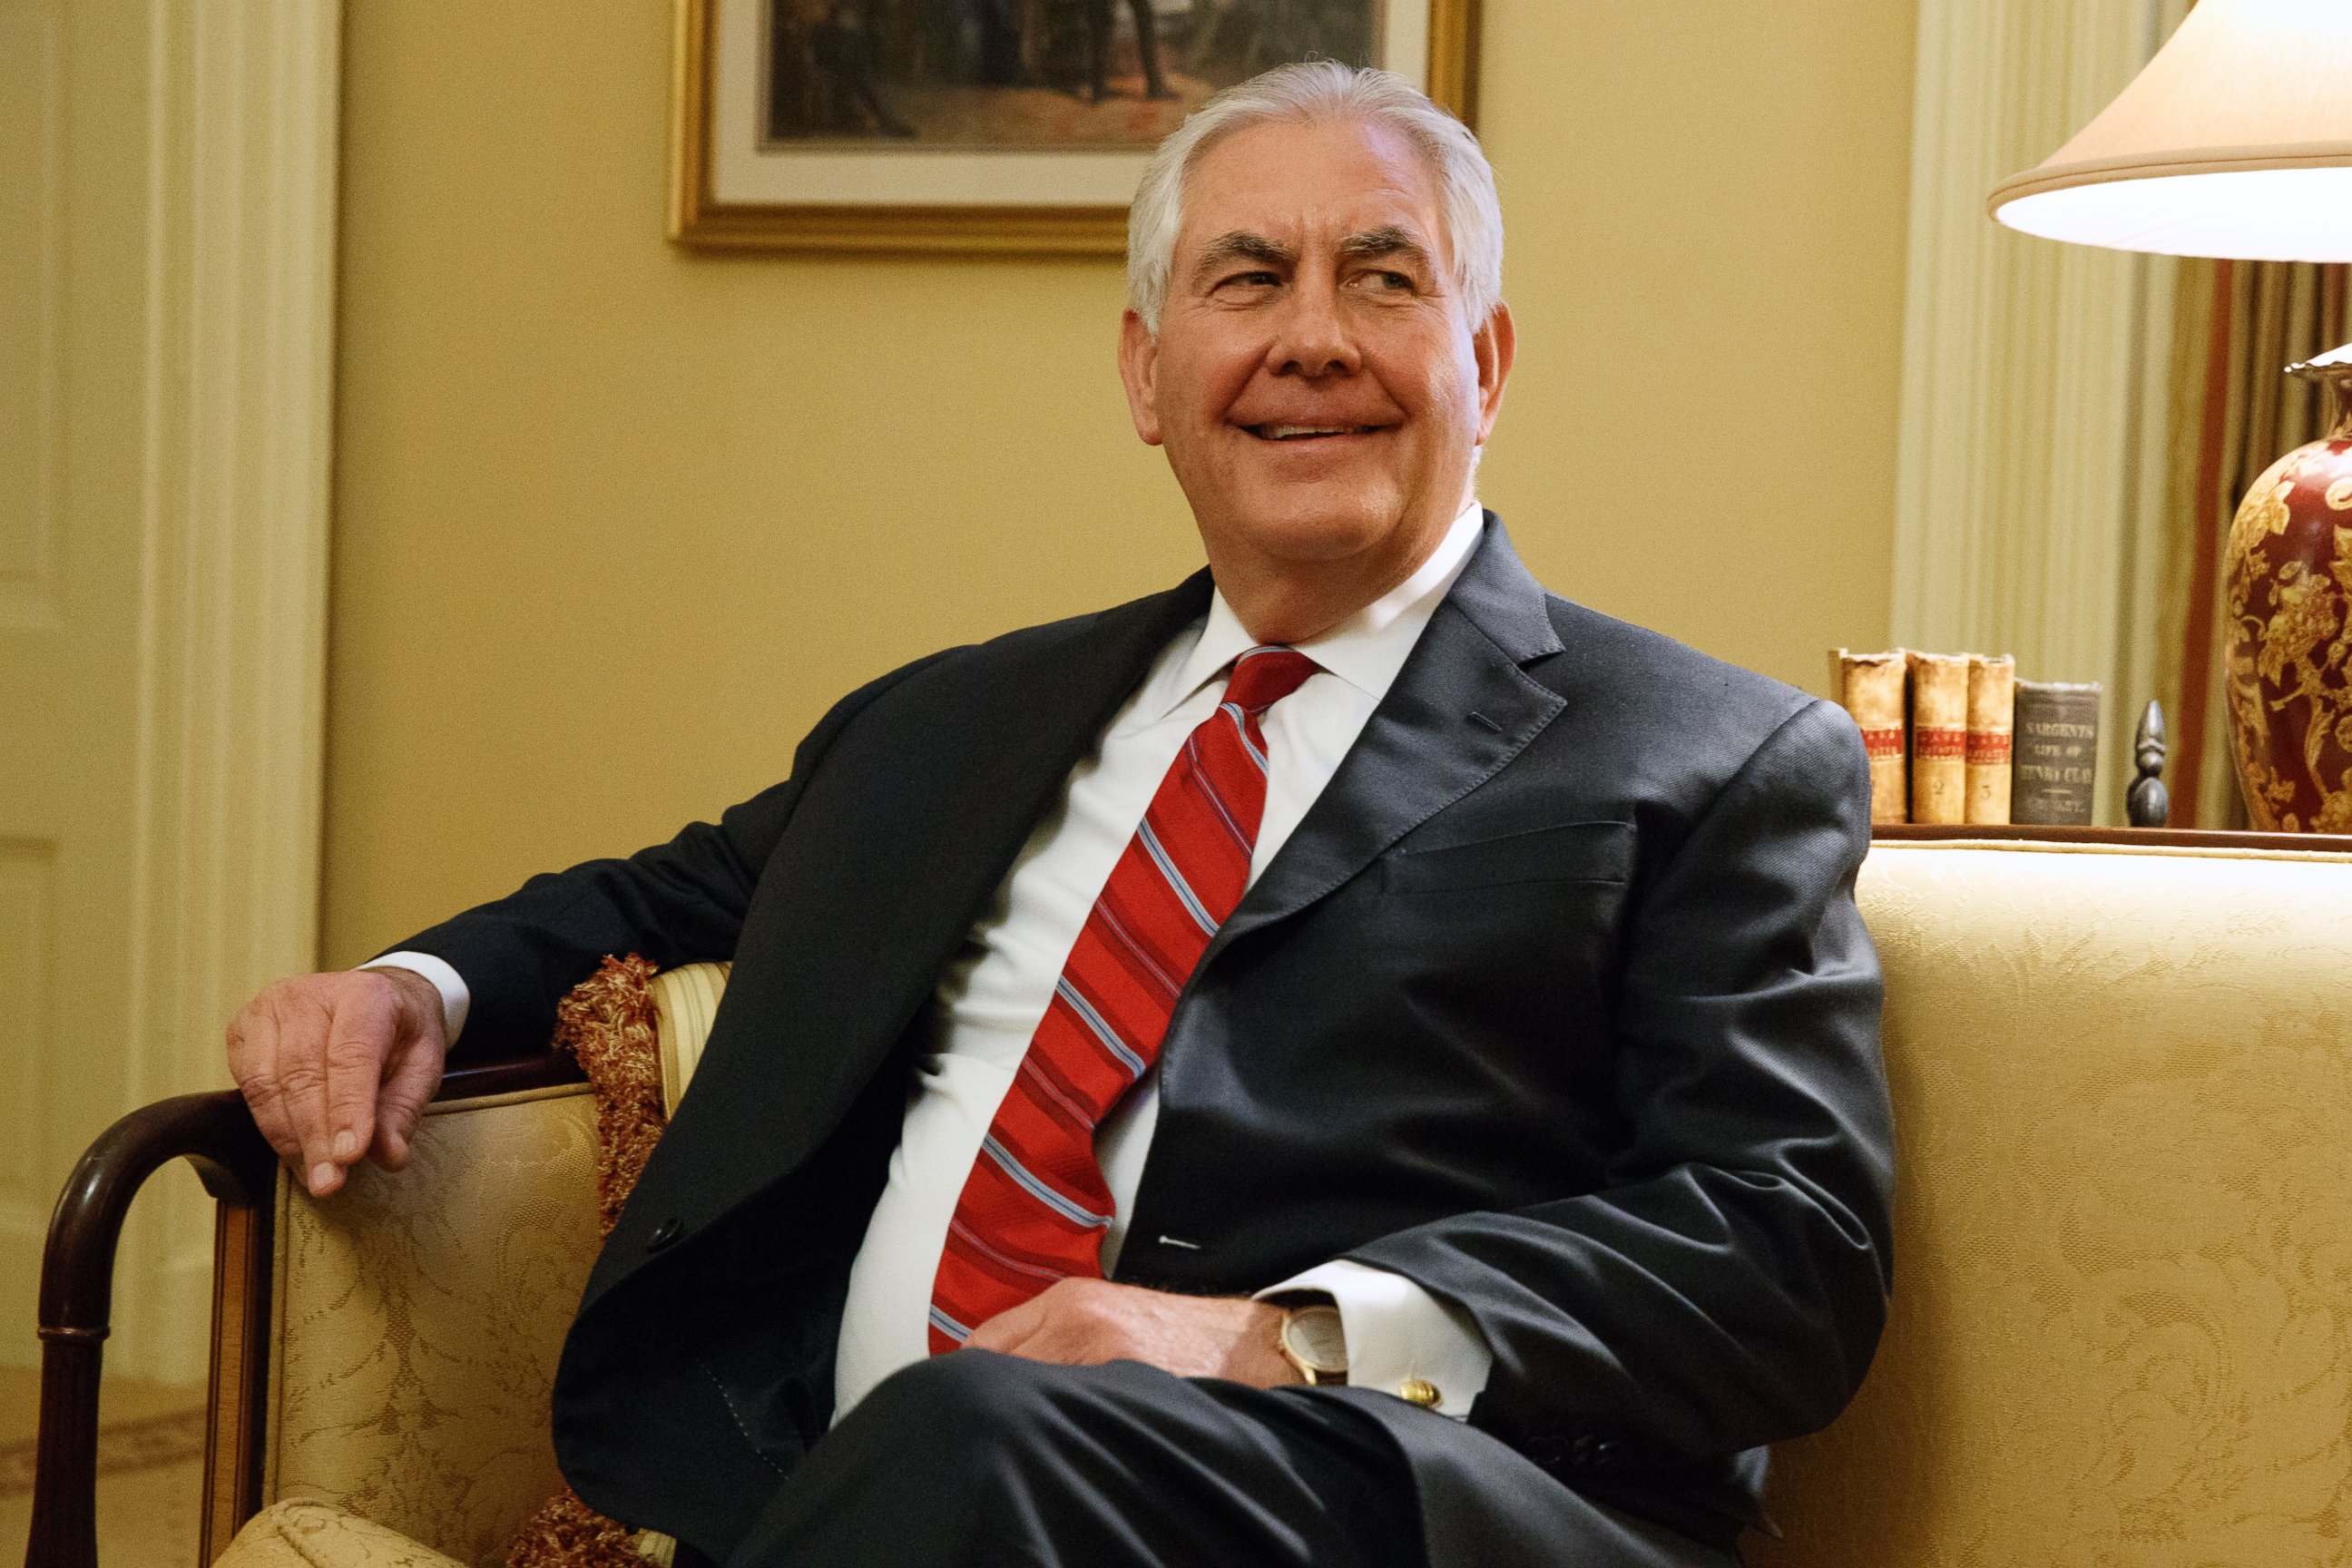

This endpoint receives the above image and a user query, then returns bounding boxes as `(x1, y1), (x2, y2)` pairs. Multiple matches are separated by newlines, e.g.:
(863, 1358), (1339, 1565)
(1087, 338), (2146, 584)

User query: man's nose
(1265, 280), (1360, 377)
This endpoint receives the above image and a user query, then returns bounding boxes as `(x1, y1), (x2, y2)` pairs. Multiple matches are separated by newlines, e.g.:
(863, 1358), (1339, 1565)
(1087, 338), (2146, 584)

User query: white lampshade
(1990, 0), (2352, 260)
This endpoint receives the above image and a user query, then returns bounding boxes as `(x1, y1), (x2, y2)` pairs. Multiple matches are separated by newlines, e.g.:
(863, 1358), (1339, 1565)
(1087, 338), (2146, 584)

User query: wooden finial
(2128, 700), (2170, 828)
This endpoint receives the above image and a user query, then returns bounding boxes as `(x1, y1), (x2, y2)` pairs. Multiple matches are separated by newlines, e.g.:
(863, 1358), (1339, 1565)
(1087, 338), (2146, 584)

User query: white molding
(108, 0), (340, 1386)
(1892, 0), (2190, 824)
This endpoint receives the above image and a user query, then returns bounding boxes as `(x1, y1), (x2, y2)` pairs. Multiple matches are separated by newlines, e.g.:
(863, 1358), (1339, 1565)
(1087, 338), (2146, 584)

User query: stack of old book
(1829, 650), (2100, 828)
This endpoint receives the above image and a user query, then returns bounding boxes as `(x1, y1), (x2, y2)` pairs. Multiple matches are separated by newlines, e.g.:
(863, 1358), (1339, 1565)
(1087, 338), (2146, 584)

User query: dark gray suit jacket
(401, 514), (1895, 1564)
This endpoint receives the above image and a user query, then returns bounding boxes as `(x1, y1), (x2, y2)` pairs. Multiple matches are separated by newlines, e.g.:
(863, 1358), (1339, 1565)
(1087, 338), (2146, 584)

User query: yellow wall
(322, 0), (1916, 965)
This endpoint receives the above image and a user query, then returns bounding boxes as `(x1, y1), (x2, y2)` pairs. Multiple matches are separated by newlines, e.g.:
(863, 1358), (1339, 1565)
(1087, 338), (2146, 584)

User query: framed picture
(669, 0), (1482, 254)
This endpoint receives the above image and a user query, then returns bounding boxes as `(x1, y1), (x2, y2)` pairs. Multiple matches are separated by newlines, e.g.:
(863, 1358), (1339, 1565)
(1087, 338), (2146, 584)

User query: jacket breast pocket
(1379, 819), (1633, 896)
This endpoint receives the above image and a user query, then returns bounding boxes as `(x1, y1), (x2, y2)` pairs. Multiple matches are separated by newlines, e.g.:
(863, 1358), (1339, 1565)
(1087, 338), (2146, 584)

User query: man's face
(1119, 115), (1513, 593)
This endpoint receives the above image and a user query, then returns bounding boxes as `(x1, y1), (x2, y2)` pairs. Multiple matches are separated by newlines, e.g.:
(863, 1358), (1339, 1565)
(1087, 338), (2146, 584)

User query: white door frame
(122, 0), (339, 1384)
(5, 0), (339, 1384)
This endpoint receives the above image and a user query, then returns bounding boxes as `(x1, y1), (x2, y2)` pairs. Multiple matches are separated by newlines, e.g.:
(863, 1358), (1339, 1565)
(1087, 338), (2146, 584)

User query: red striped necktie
(928, 645), (1321, 1351)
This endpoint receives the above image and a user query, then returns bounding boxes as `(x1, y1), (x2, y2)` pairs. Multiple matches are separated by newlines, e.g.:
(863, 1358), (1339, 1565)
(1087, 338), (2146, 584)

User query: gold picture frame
(670, 0), (1483, 256)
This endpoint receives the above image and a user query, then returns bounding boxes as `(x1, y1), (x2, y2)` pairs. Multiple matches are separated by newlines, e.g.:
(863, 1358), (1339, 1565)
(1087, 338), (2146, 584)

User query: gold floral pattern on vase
(2223, 357), (2352, 833)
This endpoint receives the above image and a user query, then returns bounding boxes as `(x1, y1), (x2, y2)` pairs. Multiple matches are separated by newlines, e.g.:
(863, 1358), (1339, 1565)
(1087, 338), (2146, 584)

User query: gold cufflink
(1398, 1378), (1440, 1408)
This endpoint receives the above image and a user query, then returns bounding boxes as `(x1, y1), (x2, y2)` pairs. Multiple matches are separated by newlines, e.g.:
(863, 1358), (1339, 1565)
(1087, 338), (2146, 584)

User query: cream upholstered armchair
(24, 964), (729, 1568)
(24, 832), (2352, 1566)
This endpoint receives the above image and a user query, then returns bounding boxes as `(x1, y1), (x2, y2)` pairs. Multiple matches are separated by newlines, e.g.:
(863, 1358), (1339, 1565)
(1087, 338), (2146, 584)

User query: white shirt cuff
(1257, 1259), (1492, 1419)
(359, 951), (471, 1044)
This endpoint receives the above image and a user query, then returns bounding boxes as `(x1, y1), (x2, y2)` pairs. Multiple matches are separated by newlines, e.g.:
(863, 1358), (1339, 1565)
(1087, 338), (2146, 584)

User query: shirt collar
(1152, 500), (1486, 722)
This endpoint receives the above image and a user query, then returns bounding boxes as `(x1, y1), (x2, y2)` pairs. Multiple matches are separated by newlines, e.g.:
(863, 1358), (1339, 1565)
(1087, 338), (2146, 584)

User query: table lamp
(1989, 0), (2352, 832)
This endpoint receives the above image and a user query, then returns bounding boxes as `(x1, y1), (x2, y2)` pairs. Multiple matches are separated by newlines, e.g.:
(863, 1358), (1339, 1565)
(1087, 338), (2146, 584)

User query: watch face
(1284, 1306), (1348, 1375)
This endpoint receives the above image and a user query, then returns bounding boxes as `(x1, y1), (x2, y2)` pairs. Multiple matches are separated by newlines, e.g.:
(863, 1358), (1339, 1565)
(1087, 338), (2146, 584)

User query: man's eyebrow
(1337, 225), (1433, 269)
(1194, 230), (1295, 279)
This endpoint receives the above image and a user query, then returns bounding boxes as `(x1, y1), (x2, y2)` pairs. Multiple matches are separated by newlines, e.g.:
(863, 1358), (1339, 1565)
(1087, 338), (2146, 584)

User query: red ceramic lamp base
(2224, 345), (2352, 832)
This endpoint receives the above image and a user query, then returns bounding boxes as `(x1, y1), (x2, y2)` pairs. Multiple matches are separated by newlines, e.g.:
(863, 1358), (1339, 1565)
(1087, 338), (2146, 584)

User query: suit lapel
(849, 572), (1217, 1063)
(585, 574), (1214, 1308)
(839, 516), (1563, 1107)
(1202, 514), (1567, 963)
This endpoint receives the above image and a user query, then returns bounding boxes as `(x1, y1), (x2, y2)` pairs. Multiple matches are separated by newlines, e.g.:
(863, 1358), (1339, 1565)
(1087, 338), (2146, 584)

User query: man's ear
(1472, 300), (1516, 446)
(1118, 309), (1164, 447)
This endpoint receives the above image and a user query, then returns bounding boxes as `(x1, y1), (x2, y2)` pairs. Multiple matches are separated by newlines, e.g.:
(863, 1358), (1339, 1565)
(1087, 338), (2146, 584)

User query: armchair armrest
(23, 1053), (584, 1568)
(26, 1092), (273, 1568)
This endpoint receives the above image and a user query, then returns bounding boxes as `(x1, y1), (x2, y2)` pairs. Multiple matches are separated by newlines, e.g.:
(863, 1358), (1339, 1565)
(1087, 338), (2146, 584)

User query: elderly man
(228, 63), (1893, 1568)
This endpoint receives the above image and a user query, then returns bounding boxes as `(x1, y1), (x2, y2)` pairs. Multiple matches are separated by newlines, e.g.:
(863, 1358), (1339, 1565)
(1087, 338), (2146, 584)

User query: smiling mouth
(1243, 424), (1386, 441)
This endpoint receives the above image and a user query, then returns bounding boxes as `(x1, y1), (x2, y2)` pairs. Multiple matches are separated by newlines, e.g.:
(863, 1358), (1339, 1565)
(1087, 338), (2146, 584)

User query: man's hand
(964, 1278), (1302, 1387)
(225, 968), (448, 1198)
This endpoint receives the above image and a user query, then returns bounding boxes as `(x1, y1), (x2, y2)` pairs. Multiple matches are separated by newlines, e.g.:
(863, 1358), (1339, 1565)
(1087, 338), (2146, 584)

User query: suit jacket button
(1590, 1438), (1626, 1472)
(1569, 1434), (1598, 1467)
(646, 1218), (684, 1252)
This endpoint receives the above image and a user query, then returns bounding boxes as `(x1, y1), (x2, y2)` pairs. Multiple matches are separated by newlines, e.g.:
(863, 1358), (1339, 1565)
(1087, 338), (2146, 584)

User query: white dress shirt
(372, 500), (1497, 1425)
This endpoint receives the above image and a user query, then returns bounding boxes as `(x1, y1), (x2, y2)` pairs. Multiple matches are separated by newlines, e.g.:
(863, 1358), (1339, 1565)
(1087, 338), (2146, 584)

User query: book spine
(2012, 681), (2102, 825)
(1907, 652), (1969, 825)
(1833, 649), (1909, 825)
(1965, 654), (2015, 825)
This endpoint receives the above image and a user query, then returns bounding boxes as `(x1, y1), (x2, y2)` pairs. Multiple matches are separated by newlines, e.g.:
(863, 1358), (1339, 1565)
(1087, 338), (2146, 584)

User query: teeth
(1259, 425), (1363, 439)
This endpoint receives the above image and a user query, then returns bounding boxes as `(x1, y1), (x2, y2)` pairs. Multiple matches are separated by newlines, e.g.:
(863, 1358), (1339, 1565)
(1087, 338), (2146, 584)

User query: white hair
(1126, 62), (1504, 335)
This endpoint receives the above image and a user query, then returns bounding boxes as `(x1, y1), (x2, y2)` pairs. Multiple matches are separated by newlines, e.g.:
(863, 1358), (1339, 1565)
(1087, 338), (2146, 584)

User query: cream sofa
(24, 836), (2352, 1567)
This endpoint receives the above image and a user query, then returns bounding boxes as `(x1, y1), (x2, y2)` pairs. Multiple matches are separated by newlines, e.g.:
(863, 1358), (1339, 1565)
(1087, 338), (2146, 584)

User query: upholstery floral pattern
(1752, 842), (2352, 1568)
(220, 1497), (474, 1567)
(264, 1087), (604, 1567)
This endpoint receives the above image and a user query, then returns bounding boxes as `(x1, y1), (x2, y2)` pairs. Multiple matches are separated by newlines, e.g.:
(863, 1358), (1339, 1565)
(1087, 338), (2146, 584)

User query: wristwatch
(1276, 1301), (1350, 1387)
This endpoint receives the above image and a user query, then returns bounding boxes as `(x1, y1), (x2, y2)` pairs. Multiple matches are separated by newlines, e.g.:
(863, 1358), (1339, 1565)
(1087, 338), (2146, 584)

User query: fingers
(224, 972), (421, 1198)
(256, 984), (338, 1191)
(963, 1280), (1289, 1382)
(966, 1278), (1123, 1364)
(318, 984), (397, 1191)
(368, 1027), (446, 1171)
(366, 967), (448, 1170)
(964, 1292), (1049, 1356)
(226, 998), (301, 1171)
(275, 983), (348, 1196)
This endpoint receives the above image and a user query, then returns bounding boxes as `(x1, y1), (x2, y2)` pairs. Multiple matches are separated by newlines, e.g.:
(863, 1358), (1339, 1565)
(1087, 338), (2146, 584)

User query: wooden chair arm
(25, 1091), (275, 1568)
